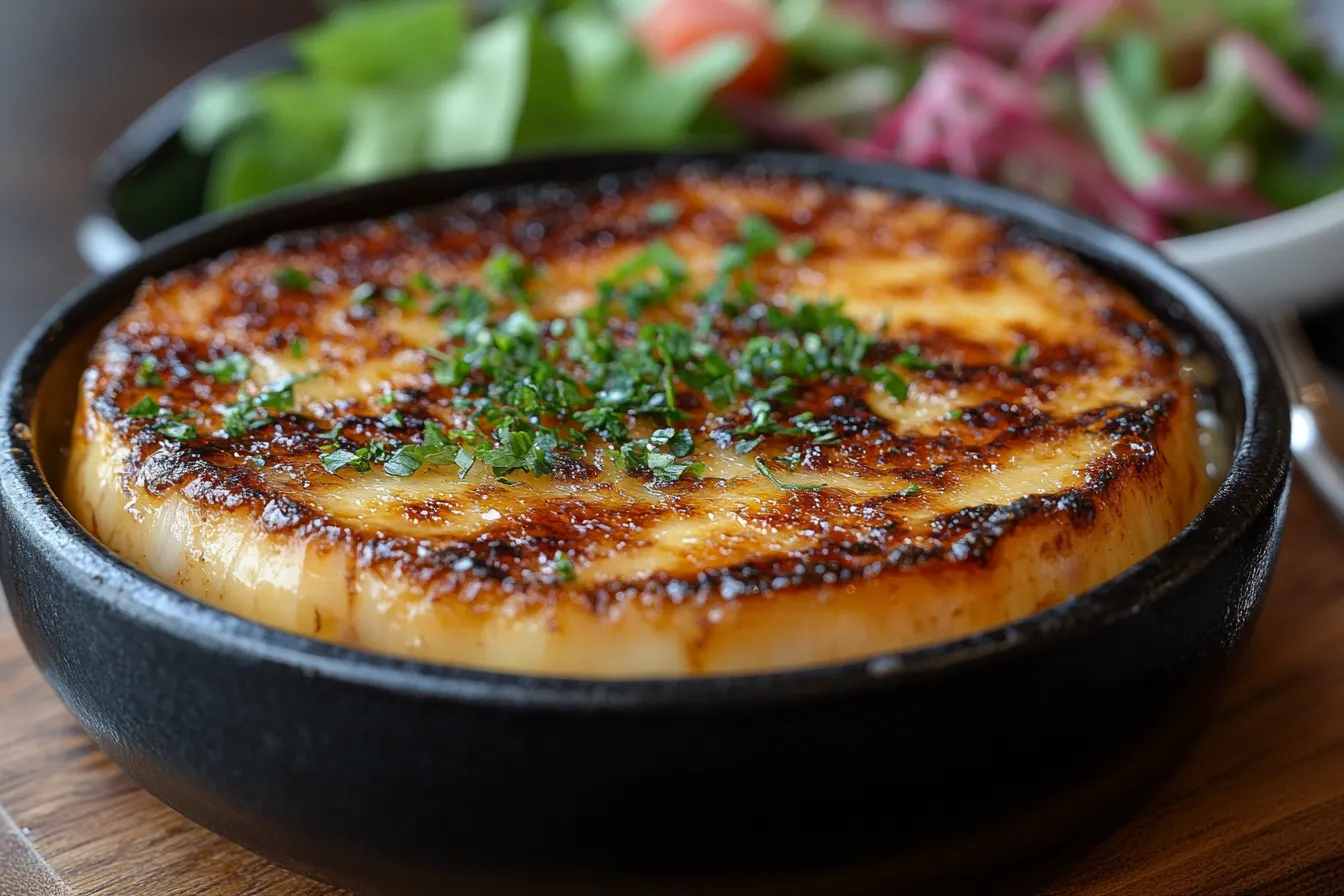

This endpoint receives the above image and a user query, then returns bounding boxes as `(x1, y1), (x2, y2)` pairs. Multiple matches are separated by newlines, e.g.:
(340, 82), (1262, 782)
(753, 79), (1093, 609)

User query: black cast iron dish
(1, 152), (1291, 895)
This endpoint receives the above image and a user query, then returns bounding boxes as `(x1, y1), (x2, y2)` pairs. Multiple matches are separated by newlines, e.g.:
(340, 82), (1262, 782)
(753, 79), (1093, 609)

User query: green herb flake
(738, 214), (781, 256)
(220, 373), (312, 438)
(647, 451), (705, 485)
(155, 419), (198, 441)
(783, 236), (815, 263)
(382, 448), (423, 477)
(863, 366), (909, 401)
(126, 396), (162, 419)
(552, 552), (577, 583)
(947, 409), (965, 420)
(483, 247), (535, 304)
(755, 456), (824, 491)
(893, 345), (937, 371)
(351, 282), (378, 305)
(322, 449), (367, 475)
(135, 356), (162, 387)
(195, 352), (252, 384)
(1011, 343), (1037, 369)
(274, 267), (312, 292)
(247, 456), (266, 469)
(385, 287), (415, 310)
(646, 201), (681, 226)
(381, 410), (404, 428)
(290, 337), (307, 359)
(898, 483), (921, 498)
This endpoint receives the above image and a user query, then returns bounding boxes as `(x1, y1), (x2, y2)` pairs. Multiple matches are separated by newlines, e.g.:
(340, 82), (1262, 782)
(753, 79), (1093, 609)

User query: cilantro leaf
(738, 214), (781, 256)
(863, 365), (909, 401)
(646, 201), (681, 225)
(127, 397), (162, 418)
(383, 448), (423, 477)
(483, 246), (536, 303)
(647, 450), (705, 485)
(322, 449), (369, 475)
(196, 352), (252, 384)
(552, 552), (577, 583)
(274, 267), (312, 292)
(135, 357), (162, 387)
(155, 420), (198, 441)
(893, 345), (937, 371)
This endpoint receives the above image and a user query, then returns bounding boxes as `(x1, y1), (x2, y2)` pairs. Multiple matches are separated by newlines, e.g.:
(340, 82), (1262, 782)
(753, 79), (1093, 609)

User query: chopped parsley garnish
(755, 456), (824, 491)
(290, 337), (307, 359)
(738, 214), (781, 257)
(195, 352), (252, 384)
(178, 214), (927, 488)
(135, 357), (162, 387)
(646, 201), (681, 226)
(947, 408), (965, 420)
(351, 282), (378, 305)
(220, 374), (311, 438)
(155, 419), (198, 441)
(126, 396), (197, 440)
(648, 451), (705, 485)
(892, 345), (938, 371)
(552, 552), (577, 583)
(898, 483), (921, 497)
(783, 236), (815, 263)
(483, 247), (535, 304)
(274, 267), (312, 291)
(1011, 343), (1036, 369)
(322, 448), (370, 475)
(127, 396), (162, 418)
(385, 287), (415, 311)
(593, 240), (687, 321)
(410, 271), (438, 293)
(863, 365), (909, 401)
(375, 421), (474, 479)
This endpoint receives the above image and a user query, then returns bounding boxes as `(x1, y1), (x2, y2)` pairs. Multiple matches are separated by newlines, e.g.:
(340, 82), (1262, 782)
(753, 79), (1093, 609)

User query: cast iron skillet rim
(0, 151), (1289, 709)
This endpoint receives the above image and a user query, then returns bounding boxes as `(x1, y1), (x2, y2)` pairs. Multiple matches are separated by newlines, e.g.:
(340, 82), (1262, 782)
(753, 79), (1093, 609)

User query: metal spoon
(1261, 313), (1344, 526)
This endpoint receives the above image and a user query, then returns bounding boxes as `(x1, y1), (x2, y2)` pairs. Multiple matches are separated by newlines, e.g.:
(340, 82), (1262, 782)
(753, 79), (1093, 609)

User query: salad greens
(184, 0), (1344, 240)
(186, 0), (748, 211)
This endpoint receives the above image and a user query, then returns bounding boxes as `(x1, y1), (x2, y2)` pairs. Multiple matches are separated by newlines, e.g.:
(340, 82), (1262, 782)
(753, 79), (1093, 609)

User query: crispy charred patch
(75, 170), (1201, 616)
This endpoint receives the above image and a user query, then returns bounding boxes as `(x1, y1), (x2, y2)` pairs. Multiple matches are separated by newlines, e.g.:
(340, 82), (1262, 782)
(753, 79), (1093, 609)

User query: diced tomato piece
(635, 0), (785, 98)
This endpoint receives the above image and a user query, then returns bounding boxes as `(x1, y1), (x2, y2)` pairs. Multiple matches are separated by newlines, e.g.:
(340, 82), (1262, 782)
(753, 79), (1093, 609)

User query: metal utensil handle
(1263, 314), (1344, 528)
(1290, 404), (1344, 526)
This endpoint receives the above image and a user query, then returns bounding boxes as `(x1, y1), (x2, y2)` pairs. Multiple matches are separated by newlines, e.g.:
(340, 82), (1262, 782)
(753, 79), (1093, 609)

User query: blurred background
(0, 1), (311, 359)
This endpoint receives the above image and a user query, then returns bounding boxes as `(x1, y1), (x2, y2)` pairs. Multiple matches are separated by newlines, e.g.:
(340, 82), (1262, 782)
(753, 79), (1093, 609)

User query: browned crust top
(79, 170), (1195, 610)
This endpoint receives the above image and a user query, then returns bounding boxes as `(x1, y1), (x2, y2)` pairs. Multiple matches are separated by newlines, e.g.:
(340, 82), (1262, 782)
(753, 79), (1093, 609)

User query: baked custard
(67, 172), (1211, 676)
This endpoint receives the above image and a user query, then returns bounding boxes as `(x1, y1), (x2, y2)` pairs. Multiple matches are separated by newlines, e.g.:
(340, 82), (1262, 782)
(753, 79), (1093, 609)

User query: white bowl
(1160, 190), (1344, 315)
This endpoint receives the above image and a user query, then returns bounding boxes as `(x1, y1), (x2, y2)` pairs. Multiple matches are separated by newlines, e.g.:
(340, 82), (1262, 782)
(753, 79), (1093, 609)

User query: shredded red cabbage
(733, 0), (1327, 241)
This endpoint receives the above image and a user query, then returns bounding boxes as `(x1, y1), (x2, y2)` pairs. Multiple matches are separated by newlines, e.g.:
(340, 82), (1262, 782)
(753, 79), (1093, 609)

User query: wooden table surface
(1, 2), (1343, 894)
